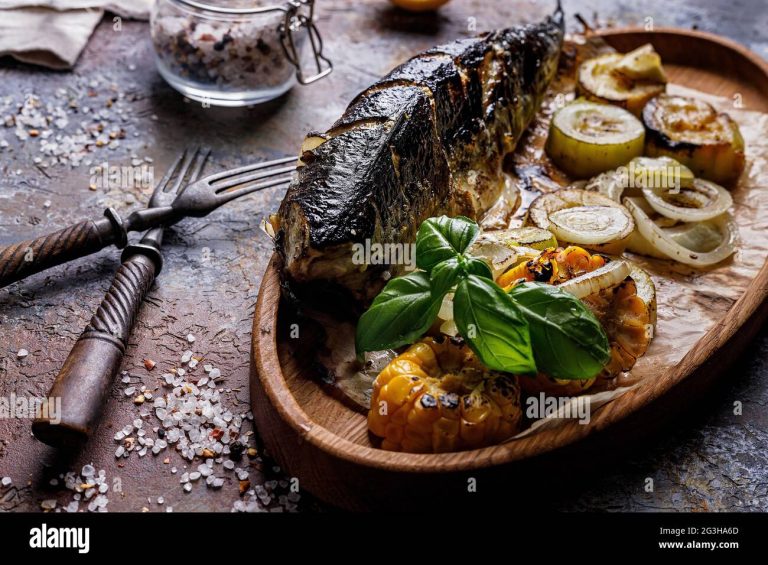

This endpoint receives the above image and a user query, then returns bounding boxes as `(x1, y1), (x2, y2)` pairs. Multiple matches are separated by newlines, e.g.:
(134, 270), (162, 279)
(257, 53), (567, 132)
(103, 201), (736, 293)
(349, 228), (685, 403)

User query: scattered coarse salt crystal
(157, 496), (164, 505)
(124, 386), (136, 396)
(189, 359), (199, 369)
(212, 478), (224, 489)
(1, 477), (12, 487)
(115, 446), (125, 458)
(203, 364), (213, 373)
(81, 465), (95, 478)
(41, 499), (57, 510)
(209, 368), (221, 380)
(223, 461), (235, 471)
(181, 350), (193, 363)
(183, 483), (192, 493)
(187, 334), (195, 343)
(171, 467), (178, 474)
(17, 349), (29, 358)
(188, 472), (201, 481)
(198, 464), (211, 477)
(177, 368), (186, 377)
(121, 375), (131, 384)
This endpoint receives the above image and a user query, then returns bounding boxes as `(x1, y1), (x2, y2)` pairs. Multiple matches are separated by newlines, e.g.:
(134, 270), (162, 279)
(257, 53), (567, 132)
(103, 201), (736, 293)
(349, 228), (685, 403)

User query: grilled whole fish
(273, 7), (564, 303)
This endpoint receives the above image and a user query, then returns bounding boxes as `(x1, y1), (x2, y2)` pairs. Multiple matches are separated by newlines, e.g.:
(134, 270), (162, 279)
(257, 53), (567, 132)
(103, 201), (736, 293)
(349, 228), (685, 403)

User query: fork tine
(213, 165), (296, 193)
(152, 150), (187, 196)
(186, 146), (211, 185)
(166, 147), (200, 194)
(204, 156), (296, 184)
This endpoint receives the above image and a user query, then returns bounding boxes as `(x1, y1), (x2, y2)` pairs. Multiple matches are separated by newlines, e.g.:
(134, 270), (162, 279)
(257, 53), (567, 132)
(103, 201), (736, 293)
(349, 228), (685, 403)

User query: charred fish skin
(276, 6), (564, 302)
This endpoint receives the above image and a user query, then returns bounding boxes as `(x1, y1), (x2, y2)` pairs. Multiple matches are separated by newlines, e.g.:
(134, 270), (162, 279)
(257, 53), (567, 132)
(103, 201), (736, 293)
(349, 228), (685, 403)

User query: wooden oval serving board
(250, 28), (768, 511)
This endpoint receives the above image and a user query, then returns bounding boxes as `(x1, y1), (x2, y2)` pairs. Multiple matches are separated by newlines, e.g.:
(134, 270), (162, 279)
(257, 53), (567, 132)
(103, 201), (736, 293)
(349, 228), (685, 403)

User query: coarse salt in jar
(150, 0), (332, 106)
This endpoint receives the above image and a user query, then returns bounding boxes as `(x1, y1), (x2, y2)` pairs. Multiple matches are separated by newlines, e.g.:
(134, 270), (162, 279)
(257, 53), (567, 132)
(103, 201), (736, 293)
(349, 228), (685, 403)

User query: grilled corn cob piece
(368, 338), (523, 453)
(583, 276), (653, 386)
(494, 245), (654, 396)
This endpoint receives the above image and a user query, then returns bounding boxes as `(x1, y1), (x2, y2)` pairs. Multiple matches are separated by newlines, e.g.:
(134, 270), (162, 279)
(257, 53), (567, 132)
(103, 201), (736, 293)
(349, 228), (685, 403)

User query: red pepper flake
(143, 358), (156, 371)
(211, 428), (224, 440)
(199, 33), (215, 41)
(28, 129), (40, 137)
(239, 480), (251, 495)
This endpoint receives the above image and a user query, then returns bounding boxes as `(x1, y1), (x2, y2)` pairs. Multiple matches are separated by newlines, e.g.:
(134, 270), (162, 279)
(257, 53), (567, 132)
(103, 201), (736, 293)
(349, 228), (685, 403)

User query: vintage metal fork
(32, 148), (209, 447)
(0, 154), (296, 289)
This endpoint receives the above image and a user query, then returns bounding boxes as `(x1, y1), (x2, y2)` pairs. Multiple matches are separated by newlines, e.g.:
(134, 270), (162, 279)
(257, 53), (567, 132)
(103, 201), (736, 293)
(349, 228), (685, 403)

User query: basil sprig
(355, 216), (610, 379)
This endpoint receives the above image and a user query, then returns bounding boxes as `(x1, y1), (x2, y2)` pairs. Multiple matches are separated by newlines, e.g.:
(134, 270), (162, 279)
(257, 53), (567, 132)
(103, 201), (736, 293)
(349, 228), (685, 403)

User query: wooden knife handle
(0, 208), (127, 289)
(32, 251), (158, 448)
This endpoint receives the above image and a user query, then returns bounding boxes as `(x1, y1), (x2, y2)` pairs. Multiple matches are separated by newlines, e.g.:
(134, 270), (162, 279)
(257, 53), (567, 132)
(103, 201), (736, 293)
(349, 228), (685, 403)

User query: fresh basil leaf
(355, 270), (442, 355)
(416, 216), (480, 272)
(461, 256), (493, 280)
(507, 282), (611, 380)
(430, 257), (462, 297)
(453, 275), (536, 374)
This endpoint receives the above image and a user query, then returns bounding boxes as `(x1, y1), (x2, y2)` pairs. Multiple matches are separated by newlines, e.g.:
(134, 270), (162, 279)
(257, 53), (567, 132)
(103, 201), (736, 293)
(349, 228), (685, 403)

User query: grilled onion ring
(642, 178), (733, 222)
(624, 197), (738, 267)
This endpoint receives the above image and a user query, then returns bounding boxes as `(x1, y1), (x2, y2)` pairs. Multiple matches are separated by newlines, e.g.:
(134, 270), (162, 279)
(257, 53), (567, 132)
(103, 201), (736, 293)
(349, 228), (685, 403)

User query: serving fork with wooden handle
(0, 153), (296, 289)
(24, 148), (294, 447)
(32, 147), (209, 447)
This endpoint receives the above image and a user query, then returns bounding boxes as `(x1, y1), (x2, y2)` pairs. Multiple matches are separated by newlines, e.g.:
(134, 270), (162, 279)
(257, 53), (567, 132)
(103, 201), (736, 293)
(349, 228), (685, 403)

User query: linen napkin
(0, 0), (153, 69)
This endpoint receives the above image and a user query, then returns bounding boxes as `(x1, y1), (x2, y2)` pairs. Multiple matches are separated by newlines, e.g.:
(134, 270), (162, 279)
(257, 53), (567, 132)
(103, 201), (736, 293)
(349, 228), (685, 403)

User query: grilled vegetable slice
(643, 94), (746, 185)
(577, 45), (667, 116)
(642, 178), (733, 222)
(368, 338), (523, 453)
(526, 189), (635, 254)
(628, 263), (657, 327)
(624, 197), (738, 266)
(558, 260), (631, 299)
(546, 100), (646, 178)
(464, 241), (541, 281)
(630, 156), (696, 189)
(497, 245), (607, 288)
(472, 227), (557, 253)
(614, 44), (668, 83)
(584, 157), (695, 203)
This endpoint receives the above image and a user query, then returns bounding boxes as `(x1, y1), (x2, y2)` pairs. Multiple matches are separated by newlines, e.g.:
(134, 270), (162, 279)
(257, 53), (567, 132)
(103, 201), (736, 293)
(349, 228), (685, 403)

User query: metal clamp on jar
(151, 0), (332, 106)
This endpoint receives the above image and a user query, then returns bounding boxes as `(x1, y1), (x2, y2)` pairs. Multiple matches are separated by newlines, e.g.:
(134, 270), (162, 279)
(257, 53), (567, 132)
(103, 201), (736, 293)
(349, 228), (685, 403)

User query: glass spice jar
(150, 0), (332, 107)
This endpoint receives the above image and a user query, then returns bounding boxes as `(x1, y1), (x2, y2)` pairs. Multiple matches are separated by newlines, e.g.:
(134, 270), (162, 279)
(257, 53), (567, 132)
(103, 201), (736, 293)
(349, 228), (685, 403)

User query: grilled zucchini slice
(577, 44), (667, 116)
(643, 94), (746, 185)
(546, 100), (645, 178)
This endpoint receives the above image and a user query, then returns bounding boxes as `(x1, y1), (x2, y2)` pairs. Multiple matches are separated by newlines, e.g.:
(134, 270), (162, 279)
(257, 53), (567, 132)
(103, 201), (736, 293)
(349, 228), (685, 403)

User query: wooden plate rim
(251, 27), (768, 474)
